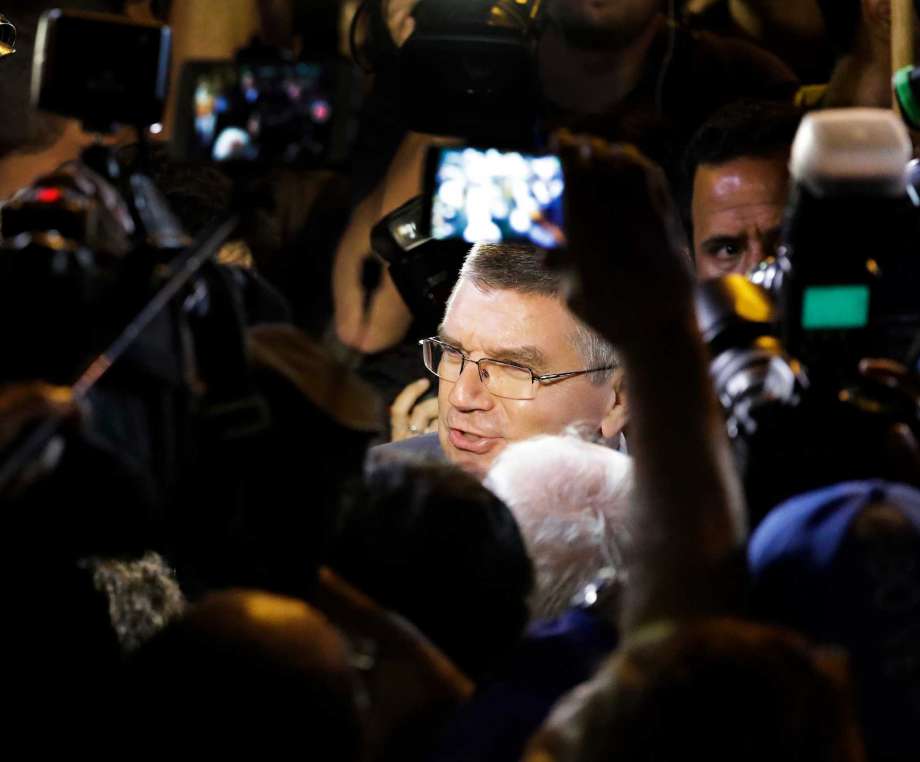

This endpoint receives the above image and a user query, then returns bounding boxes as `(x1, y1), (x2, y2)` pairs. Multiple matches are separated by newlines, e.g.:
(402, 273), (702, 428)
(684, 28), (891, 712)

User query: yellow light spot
(243, 593), (309, 625)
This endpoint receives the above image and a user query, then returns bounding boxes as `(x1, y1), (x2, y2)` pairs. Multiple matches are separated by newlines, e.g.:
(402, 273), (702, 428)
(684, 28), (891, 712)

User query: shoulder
(366, 432), (446, 471)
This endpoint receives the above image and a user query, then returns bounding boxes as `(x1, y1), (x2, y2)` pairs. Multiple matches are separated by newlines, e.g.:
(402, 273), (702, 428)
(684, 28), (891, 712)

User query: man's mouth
(447, 427), (499, 455)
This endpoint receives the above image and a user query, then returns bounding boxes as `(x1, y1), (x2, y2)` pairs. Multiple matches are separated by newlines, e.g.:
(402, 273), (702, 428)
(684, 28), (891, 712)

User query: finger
(885, 423), (920, 484)
(398, 17), (416, 46)
(858, 358), (920, 398)
(858, 357), (908, 381)
(390, 378), (431, 417)
(409, 396), (439, 433)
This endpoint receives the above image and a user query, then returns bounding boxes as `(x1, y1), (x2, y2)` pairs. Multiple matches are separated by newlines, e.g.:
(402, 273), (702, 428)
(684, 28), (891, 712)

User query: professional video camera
(397, 0), (545, 142)
(170, 1), (362, 171)
(696, 110), (920, 525)
(0, 10), (274, 562)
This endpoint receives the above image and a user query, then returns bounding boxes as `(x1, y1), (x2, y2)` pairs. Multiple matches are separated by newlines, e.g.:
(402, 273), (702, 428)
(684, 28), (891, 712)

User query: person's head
(749, 480), (920, 762)
(683, 100), (802, 280)
(485, 433), (634, 622)
(332, 461), (533, 678)
(546, 0), (663, 49)
(524, 618), (866, 762)
(127, 589), (363, 758)
(431, 243), (626, 479)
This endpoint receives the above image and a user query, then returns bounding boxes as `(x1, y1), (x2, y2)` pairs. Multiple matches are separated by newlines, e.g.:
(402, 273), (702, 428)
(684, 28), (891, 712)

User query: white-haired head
(484, 433), (634, 622)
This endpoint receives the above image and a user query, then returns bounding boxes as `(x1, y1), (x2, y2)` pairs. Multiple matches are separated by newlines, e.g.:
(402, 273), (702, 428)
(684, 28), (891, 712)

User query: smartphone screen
(175, 60), (345, 166)
(428, 147), (565, 249)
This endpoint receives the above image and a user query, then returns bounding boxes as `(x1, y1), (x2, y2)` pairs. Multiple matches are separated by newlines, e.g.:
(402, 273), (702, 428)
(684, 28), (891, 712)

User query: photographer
(334, 0), (799, 357)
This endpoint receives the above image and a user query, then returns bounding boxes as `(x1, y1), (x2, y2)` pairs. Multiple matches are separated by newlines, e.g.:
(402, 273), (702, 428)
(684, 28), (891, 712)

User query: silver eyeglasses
(420, 337), (613, 401)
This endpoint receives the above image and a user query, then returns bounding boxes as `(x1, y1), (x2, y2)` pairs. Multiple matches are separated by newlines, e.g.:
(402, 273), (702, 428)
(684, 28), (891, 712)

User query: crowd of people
(1, 0), (919, 759)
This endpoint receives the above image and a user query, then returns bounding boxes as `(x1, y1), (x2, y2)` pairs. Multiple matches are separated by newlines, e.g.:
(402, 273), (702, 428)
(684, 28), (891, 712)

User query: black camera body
(370, 195), (468, 332)
(778, 110), (920, 388)
(697, 110), (920, 525)
(399, 0), (544, 141)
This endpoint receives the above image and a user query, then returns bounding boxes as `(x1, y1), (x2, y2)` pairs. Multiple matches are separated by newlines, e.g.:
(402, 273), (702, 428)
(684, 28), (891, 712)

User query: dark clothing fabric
(685, 0), (833, 84)
(426, 608), (618, 762)
(367, 431), (446, 471)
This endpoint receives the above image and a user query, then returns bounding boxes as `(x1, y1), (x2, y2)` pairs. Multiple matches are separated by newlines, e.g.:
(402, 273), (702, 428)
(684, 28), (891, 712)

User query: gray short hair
(484, 433), (634, 622)
(450, 243), (617, 383)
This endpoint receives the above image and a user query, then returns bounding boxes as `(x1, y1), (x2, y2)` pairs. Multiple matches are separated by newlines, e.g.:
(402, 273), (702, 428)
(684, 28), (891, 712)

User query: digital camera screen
(801, 284), (871, 330)
(186, 61), (336, 164)
(430, 148), (565, 249)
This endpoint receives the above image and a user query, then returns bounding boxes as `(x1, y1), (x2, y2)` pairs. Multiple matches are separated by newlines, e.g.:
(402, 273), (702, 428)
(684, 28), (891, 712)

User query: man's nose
(447, 358), (494, 412)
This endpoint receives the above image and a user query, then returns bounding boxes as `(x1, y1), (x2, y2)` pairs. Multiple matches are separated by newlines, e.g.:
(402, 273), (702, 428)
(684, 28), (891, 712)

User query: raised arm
(557, 133), (747, 634)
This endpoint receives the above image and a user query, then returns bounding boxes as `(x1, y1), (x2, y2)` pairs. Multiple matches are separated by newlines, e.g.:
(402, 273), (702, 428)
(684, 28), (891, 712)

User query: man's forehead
(441, 282), (579, 362)
(695, 156), (790, 206)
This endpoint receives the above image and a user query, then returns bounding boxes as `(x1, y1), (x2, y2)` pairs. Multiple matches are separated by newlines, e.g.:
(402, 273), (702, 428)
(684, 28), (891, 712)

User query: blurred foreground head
(750, 480), (920, 762)
(128, 589), (363, 758)
(485, 433), (634, 621)
(524, 618), (865, 762)
(333, 461), (533, 677)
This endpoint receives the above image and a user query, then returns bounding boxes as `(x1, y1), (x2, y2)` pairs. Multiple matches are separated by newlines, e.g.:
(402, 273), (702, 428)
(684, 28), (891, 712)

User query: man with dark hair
(371, 242), (627, 478)
(332, 461), (534, 678)
(683, 99), (802, 279)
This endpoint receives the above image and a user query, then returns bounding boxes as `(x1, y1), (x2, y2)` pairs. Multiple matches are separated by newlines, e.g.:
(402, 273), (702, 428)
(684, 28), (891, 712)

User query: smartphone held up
(424, 146), (566, 250)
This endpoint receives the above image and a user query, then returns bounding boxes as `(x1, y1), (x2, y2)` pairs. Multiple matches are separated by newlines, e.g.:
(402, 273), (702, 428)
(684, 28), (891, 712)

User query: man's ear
(601, 367), (628, 440)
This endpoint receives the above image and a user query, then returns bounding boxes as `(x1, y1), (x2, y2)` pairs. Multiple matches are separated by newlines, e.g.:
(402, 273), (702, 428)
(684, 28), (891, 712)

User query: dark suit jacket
(366, 432), (446, 472)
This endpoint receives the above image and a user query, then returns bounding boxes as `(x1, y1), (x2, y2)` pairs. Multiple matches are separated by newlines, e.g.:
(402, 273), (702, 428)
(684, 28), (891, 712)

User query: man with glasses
(371, 243), (627, 479)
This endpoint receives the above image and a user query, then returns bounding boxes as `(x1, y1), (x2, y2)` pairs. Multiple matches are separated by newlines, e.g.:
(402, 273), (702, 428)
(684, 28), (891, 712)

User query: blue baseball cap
(748, 480), (920, 761)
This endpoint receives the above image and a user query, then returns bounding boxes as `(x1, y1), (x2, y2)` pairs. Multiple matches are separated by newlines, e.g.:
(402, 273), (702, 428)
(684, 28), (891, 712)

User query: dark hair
(331, 461), (534, 678)
(816, 0), (863, 55)
(681, 99), (802, 233)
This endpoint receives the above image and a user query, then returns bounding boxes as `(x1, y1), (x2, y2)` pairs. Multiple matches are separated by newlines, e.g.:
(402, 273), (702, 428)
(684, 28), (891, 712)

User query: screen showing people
(189, 62), (336, 165)
(429, 147), (565, 250)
